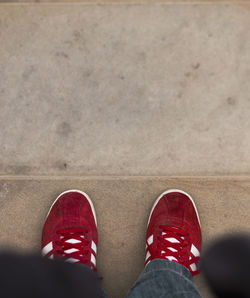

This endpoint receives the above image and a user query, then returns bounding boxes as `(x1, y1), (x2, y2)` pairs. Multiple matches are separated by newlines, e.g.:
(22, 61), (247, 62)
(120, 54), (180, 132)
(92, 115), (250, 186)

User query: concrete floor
(0, 176), (249, 298)
(1, 3), (250, 176)
(1, 3), (250, 297)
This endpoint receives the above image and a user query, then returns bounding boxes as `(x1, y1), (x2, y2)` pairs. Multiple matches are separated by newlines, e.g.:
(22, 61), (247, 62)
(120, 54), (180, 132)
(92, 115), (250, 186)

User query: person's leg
(202, 233), (250, 298)
(41, 189), (107, 298)
(0, 252), (106, 298)
(126, 189), (202, 298)
(126, 259), (201, 298)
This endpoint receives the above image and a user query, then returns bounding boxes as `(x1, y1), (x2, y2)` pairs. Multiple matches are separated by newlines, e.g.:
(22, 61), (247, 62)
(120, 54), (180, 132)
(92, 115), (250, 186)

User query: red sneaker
(146, 189), (202, 276)
(42, 190), (98, 271)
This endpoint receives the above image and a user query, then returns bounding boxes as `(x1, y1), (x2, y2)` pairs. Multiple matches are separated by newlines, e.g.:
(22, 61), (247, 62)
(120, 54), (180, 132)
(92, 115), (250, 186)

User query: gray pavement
(1, 3), (250, 176)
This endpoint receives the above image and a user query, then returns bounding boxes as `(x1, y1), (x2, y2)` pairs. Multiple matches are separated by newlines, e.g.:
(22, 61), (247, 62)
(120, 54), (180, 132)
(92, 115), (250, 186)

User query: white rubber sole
(147, 189), (201, 227)
(45, 189), (97, 226)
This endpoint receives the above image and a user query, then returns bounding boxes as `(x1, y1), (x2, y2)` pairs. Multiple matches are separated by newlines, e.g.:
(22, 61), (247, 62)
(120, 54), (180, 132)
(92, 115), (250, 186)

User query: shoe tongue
(65, 257), (79, 264)
(162, 232), (181, 243)
(165, 256), (179, 262)
(65, 238), (82, 244)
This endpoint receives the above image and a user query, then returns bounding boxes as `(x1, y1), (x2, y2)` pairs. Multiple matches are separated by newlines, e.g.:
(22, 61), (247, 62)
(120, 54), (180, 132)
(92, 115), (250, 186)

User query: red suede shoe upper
(42, 190), (98, 271)
(146, 190), (202, 276)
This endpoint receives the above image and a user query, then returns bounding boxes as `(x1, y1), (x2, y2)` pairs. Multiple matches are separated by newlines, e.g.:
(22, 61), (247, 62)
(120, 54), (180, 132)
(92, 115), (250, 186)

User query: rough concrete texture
(0, 176), (249, 297)
(1, 0), (247, 3)
(1, 3), (250, 176)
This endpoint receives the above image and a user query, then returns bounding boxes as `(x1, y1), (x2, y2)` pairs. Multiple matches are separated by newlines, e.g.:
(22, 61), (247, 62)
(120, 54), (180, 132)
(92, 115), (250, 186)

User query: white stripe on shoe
(91, 241), (97, 254)
(147, 235), (153, 245)
(191, 244), (200, 257)
(146, 251), (151, 261)
(42, 242), (53, 256)
(91, 254), (96, 266)
(190, 263), (197, 272)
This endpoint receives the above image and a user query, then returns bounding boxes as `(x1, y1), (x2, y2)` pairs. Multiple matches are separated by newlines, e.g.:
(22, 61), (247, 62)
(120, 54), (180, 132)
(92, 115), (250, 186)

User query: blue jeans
(100, 259), (201, 298)
(0, 253), (201, 298)
(125, 259), (201, 298)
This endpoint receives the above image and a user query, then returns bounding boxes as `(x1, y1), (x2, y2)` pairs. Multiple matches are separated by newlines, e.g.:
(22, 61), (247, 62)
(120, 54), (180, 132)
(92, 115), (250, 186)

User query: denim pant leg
(126, 259), (202, 298)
